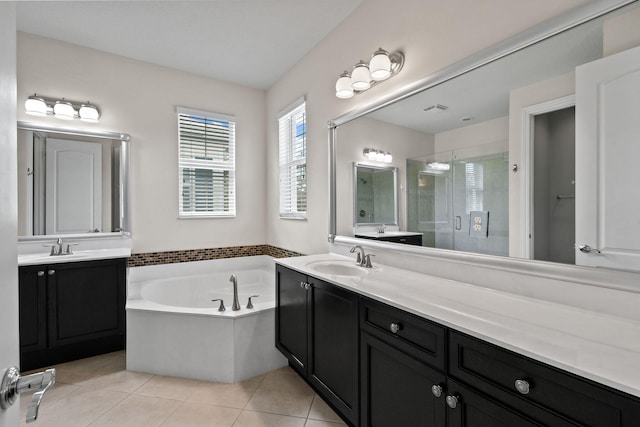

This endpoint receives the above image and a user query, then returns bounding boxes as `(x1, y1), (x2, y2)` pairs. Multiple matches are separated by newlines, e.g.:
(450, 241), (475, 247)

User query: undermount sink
(306, 260), (368, 277)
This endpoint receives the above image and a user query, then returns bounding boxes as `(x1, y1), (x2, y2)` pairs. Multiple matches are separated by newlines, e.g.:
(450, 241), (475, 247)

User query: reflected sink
(306, 260), (368, 277)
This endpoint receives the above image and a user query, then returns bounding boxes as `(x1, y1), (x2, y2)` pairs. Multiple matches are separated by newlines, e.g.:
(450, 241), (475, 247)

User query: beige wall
(17, 33), (267, 253)
(604, 7), (640, 55)
(434, 116), (509, 154)
(266, 0), (588, 255)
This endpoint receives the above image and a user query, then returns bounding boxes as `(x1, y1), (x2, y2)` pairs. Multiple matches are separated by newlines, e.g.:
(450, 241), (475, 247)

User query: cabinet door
(361, 331), (446, 427)
(308, 278), (359, 425)
(18, 266), (47, 354)
(48, 259), (125, 347)
(275, 265), (309, 374)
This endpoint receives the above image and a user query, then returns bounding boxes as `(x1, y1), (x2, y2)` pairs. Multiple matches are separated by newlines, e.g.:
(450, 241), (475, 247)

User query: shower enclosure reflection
(407, 144), (509, 256)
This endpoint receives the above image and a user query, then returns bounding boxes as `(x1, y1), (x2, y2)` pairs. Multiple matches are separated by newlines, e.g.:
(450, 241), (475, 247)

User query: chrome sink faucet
(44, 238), (77, 256)
(350, 245), (375, 268)
(229, 274), (241, 311)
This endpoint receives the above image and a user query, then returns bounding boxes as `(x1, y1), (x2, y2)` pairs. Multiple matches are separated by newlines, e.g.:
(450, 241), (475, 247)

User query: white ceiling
(16, 0), (363, 90)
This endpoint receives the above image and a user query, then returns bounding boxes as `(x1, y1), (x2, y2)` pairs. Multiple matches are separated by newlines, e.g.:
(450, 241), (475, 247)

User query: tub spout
(230, 274), (241, 311)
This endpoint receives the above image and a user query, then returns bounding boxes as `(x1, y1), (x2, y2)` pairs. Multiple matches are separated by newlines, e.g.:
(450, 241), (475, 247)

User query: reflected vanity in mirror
(17, 121), (130, 239)
(329, 0), (640, 272)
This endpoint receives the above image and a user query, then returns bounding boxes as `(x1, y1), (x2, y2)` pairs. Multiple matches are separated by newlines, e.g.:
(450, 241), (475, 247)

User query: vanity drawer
(360, 297), (445, 370)
(449, 331), (640, 427)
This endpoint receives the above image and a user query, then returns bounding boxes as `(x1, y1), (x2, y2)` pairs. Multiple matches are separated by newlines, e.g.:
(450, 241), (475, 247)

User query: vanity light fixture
(24, 94), (101, 123)
(363, 148), (392, 163)
(335, 48), (404, 99)
(427, 162), (451, 171)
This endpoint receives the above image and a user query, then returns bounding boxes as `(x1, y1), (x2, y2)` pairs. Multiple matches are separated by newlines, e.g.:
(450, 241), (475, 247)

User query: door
(360, 332), (446, 427)
(576, 45), (640, 271)
(275, 265), (309, 374)
(45, 138), (102, 234)
(308, 279), (359, 425)
(0, 4), (18, 425)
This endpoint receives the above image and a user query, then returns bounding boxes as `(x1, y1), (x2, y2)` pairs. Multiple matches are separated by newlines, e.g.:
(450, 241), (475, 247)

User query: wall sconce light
(25, 94), (101, 123)
(363, 148), (392, 163)
(335, 48), (404, 99)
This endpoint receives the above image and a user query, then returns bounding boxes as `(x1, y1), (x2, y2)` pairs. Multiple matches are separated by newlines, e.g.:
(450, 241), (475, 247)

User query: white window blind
(278, 98), (306, 219)
(465, 162), (484, 214)
(177, 107), (236, 217)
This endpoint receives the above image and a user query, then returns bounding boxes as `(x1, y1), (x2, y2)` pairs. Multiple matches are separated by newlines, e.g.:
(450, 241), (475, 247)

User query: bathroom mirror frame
(328, 0), (640, 288)
(17, 120), (131, 241)
(353, 162), (398, 227)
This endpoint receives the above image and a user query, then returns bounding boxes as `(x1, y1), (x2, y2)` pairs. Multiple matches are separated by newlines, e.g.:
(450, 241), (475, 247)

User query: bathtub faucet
(230, 274), (241, 311)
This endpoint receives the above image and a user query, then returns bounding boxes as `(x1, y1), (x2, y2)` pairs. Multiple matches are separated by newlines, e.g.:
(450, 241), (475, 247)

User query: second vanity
(275, 252), (640, 427)
(18, 236), (131, 371)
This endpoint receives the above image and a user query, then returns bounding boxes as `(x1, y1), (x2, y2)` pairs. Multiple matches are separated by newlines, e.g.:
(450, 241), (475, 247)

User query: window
(465, 162), (484, 214)
(278, 98), (306, 219)
(177, 107), (235, 217)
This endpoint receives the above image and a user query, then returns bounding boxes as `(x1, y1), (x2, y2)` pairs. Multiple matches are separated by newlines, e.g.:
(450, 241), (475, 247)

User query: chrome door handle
(578, 244), (601, 254)
(1, 366), (56, 423)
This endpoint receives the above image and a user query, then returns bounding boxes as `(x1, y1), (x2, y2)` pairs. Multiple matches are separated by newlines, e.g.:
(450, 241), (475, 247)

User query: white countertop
(18, 248), (131, 266)
(276, 253), (640, 398)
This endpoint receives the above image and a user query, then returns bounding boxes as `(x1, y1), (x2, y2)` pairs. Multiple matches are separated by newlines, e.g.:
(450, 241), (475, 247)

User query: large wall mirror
(330, 0), (640, 273)
(17, 121), (130, 240)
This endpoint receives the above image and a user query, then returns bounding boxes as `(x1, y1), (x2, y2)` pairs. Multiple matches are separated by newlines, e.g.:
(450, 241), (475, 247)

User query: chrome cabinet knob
(389, 322), (401, 334)
(446, 394), (460, 409)
(515, 379), (531, 395)
(47, 270), (55, 276)
(37, 271), (45, 277)
(299, 281), (306, 289)
(431, 384), (443, 398)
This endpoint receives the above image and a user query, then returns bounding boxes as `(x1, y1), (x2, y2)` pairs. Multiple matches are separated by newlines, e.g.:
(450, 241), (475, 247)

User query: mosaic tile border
(127, 244), (304, 267)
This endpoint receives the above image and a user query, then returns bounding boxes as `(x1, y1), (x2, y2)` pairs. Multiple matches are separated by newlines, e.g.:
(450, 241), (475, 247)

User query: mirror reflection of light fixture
(53, 100), (75, 120)
(363, 148), (392, 163)
(427, 162), (451, 171)
(24, 94), (101, 123)
(24, 95), (48, 117)
(335, 48), (404, 99)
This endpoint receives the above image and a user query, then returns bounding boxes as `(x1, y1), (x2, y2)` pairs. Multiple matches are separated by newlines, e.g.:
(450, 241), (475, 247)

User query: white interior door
(45, 139), (102, 234)
(575, 44), (640, 271)
(0, 3), (19, 425)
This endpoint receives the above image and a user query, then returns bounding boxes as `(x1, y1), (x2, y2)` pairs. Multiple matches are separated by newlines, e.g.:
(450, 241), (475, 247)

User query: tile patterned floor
(20, 351), (347, 427)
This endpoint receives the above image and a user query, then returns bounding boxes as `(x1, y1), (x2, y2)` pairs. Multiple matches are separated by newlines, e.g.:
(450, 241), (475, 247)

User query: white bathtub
(126, 255), (287, 383)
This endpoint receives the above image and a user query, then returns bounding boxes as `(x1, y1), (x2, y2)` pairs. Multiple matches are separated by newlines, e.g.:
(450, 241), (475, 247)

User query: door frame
(520, 95), (575, 259)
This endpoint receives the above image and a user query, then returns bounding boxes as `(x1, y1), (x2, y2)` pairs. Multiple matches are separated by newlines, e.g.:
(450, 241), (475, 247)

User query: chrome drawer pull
(446, 394), (460, 409)
(515, 379), (531, 395)
(431, 384), (443, 398)
(389, 322), (401, 334)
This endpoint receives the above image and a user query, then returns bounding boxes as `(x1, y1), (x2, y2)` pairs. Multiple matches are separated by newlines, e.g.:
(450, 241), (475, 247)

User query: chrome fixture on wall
(335, 48), (404, 99)
(363, 148), (392, 163)
(25, 94), (100, 123)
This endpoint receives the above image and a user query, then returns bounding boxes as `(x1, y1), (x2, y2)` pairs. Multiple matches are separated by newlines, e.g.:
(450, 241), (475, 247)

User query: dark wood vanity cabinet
(19, 258), (126, 371)
(276, 265), (640, 427)
(276, 265), (359, 426)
